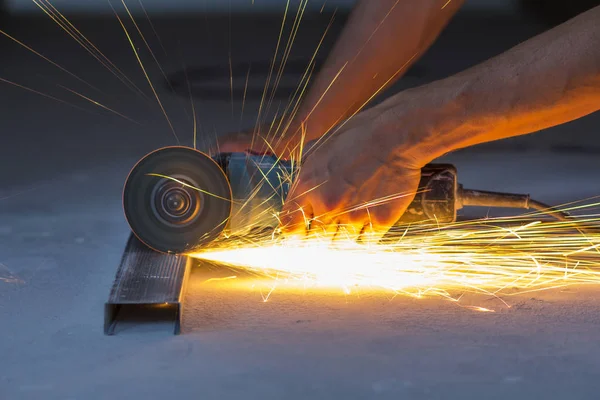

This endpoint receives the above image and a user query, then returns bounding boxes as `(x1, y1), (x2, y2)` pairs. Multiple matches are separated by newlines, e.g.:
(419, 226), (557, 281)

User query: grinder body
(216, 152), (458, 232)
(213, 152), (294, 235)
(123, 147), (458, 254)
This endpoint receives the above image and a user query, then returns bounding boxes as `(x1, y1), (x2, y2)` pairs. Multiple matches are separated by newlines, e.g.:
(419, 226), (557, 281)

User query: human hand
(279, 95), (436, 242)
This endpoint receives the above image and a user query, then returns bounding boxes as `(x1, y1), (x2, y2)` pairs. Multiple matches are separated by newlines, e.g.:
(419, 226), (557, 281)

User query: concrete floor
(1, 9), (600, 400)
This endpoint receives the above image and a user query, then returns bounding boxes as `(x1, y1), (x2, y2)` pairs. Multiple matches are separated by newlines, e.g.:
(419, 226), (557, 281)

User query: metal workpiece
(104, 234), (191, 335)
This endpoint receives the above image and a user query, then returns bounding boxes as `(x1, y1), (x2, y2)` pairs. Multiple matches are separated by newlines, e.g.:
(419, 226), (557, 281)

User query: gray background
(1, 1), (600, 399)
(7, 0), (514, 13)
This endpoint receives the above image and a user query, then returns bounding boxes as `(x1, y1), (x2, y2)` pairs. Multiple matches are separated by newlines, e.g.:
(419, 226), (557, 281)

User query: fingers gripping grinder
(123, 146), (559, 254)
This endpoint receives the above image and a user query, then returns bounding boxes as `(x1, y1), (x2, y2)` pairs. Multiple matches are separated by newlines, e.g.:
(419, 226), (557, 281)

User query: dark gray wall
(519, 0), (600, 26)
(6, 0), (514, 14)
(0, 0), (7, 19)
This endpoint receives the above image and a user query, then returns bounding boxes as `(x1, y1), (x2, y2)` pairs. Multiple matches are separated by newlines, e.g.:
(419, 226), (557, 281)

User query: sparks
(190, 208), (600, 309)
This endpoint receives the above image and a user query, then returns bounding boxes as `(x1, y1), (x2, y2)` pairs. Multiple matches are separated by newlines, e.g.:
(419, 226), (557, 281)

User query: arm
(281, 5), (600, 238)
(217, 0), (464, 154)
(384, 4), (600, 164)
(283, 0), (465, 148)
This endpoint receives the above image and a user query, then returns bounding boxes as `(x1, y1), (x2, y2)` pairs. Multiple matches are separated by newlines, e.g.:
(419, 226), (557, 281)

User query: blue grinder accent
(212, 153), (460, 235)
(213, 152), (296, 234)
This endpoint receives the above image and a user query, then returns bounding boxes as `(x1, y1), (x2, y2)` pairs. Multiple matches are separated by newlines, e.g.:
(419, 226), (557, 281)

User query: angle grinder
(123, 146), (570, 254)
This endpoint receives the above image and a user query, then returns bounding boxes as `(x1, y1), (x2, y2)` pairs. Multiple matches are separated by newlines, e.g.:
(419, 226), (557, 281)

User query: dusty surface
(1, 10), (600, 400)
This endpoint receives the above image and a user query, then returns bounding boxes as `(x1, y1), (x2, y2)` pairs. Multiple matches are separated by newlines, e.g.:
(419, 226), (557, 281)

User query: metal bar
(104, 233), (191, 335)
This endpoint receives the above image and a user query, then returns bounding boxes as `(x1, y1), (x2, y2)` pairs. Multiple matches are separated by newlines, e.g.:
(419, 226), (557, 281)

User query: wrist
(283, 111), (329, 147)
(375, 77), (473, 168)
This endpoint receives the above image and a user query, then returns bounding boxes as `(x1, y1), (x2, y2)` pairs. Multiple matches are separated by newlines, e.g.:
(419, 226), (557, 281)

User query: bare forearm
(394, 5), (600, 163)
(290, 0), (464, 143)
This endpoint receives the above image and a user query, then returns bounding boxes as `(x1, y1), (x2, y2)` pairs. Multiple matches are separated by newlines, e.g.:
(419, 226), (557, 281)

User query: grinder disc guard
(123, 146), (232, 254)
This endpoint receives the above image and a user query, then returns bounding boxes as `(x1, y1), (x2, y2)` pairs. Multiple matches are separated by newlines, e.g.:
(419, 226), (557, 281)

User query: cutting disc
(123, 146), (232, 254)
